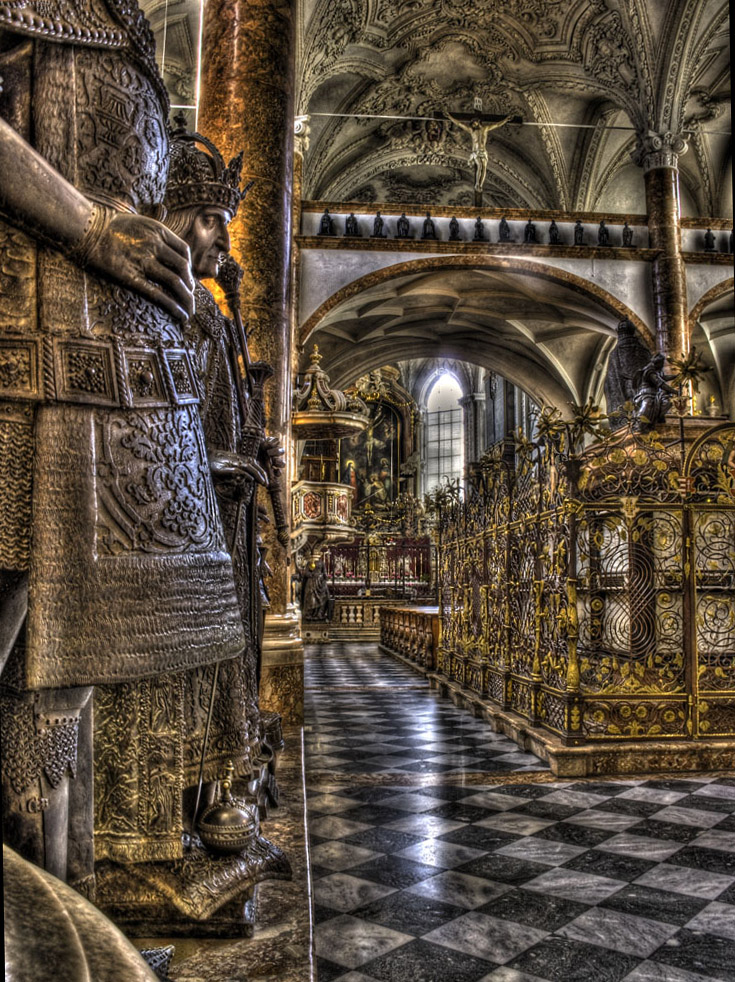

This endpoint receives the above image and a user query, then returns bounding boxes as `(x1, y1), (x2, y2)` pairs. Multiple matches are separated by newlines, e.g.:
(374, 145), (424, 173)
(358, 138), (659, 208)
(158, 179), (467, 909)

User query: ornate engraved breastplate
(0, 0), (166, 108)
(0, 35), (180, 408)
(73, 46), (168, 210)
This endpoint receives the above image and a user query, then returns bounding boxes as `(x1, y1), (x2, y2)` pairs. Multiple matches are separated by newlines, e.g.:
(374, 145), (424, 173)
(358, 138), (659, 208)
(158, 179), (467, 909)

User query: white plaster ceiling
(308, 266), (620, 411)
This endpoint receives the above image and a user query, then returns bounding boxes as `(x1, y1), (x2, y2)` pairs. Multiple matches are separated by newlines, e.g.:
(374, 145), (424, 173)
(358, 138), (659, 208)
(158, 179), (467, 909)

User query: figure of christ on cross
(444, 109), (521, 204)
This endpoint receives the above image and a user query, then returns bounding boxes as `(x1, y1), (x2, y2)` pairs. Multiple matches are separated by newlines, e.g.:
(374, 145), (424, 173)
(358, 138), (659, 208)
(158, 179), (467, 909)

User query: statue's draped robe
(604, 331), (652, 428)
(185, 284), (265, 765)
(93, 286), (269, 863)
(301, 562), (332, 621)
(0, 0), (247, 865)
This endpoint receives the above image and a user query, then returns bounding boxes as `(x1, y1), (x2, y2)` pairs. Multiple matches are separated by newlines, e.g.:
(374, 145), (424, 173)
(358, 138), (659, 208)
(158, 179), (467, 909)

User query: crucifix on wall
(444, 103), (522, 206)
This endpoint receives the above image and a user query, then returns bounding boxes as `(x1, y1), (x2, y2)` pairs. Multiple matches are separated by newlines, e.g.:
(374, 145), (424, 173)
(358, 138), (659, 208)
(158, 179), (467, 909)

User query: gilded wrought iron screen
(435, 423), (735, 745)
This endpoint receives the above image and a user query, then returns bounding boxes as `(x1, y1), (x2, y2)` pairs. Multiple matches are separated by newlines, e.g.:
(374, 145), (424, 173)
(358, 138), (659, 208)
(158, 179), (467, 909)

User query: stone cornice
(303, 202), (734, 230)
(302, 200), (649, 224)
(680, 217), (733, 231)
(296, 235), (658, 262)
(679, 251), (734, 265)
(297, 235), (733, 264)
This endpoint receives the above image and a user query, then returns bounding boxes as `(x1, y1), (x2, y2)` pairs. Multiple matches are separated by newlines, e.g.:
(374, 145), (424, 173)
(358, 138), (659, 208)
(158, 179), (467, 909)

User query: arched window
(425, 373), (464, 491)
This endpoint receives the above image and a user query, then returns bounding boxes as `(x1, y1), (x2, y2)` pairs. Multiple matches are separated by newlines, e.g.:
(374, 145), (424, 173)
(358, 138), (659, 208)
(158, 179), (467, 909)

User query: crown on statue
(165, 113), (246, 217)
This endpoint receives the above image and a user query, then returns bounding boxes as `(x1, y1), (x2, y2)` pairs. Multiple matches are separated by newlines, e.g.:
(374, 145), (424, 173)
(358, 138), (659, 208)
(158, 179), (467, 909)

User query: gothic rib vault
(297, 0), (731, 214)
(301, 264), (621, 408)
(294, 0), (732, 421)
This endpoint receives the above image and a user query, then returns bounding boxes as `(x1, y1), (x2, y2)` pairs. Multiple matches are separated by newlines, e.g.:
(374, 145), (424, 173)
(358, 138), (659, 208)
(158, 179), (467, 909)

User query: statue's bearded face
(188, 206), (232, 279)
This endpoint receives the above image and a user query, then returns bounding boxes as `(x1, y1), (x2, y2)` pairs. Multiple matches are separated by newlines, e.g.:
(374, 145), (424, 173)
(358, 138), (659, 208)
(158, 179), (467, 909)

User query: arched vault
(299, 258), (651, 415)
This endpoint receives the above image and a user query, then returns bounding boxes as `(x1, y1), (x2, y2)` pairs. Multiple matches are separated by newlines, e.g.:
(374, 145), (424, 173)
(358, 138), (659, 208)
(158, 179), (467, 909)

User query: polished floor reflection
(304, 644), (735, 982)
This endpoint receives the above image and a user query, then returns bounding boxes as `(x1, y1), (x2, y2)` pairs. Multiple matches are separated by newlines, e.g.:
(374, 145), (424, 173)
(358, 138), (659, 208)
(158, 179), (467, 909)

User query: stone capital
(632, 130), (690, 172)
(294, 114), (311, 154)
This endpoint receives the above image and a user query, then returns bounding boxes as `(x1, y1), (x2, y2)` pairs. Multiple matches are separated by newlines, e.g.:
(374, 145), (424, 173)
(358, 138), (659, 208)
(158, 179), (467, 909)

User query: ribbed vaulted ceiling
(297, 0), (731, 214)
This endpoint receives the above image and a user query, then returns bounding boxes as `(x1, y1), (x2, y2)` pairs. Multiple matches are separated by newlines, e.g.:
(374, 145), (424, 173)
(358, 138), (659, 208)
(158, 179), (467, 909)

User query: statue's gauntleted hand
(84, 211), (195, 322)
(0, 120), (191, 320)
(260, 435), (286, 470)
(209, 450), (269, 488)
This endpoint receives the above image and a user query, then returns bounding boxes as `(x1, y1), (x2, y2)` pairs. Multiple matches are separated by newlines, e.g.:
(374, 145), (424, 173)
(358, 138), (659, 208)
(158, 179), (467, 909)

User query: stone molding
(632, 130), (690, 174)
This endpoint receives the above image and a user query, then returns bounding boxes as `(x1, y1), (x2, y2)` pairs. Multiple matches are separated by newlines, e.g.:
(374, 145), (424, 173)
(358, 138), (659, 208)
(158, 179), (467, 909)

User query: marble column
(485, 375), (515, 447)
(460, 392), (486, 466)
(414, 408), (425, 497)
(637, 132), (690, 362)
(198, 0), (303, 723)
(291, 124), (307, 428)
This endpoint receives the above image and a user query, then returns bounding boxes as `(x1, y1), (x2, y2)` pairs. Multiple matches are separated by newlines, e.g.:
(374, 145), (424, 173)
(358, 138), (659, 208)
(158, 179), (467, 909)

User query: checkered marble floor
(305, 645), (548, 777)
(305, 645), (735, 982)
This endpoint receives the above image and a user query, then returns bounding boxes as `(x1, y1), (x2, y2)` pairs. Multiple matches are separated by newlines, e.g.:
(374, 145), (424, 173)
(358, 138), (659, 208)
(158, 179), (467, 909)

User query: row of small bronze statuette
(703, 228), (734, 253)
(317, 209), (637, 247)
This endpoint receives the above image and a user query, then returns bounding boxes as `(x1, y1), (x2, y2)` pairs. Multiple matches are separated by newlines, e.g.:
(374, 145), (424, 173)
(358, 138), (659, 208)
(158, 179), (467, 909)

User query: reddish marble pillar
(638, 134), (690, 362)
(198, 0), (304, 723)
(198, 0), (295, 444)
(645, 167), (688, 360)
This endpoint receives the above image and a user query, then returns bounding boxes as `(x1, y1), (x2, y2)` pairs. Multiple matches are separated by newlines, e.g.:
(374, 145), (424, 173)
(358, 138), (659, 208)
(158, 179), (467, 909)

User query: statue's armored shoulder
(0, 0), (126, 49)
(0, 0), (165, 106)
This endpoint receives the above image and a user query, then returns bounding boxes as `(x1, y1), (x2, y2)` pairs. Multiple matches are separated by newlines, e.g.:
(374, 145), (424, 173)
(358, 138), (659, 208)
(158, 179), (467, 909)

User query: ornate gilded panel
(538, 513), (570, 690)
(449, 653), (465, 686)
(693, 510), (735, 694)
(578, 432), (681, 505)
(583, 698), (688, 739)
(486, 670), (504, 704)
(687, 427), (735, 739)
(466, 659), (484, 694)
(433, 422), (735, 745)
(577, 509), (686, 695)
(507, 530), (535, 678)
(536, 689), (565, 734)
(510, 677), (531, 718)
(697, 699), (735, 737)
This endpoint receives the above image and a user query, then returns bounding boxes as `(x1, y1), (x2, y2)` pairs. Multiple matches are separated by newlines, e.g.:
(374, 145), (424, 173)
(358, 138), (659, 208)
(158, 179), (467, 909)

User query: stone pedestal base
(260, 606), (304, 725)
(103, 886), (258, 939)
(136, 725), (312, 981)
(430, 672), (735, 777)
(301, 620), (330, 643)
(381, 646), (735, 777)
(95, 835), (291, 938)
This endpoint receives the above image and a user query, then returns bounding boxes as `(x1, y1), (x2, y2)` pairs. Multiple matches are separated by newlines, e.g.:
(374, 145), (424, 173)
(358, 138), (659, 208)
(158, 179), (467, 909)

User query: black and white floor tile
(304, 644), (735, 982)
(305, 646), (548, 779)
